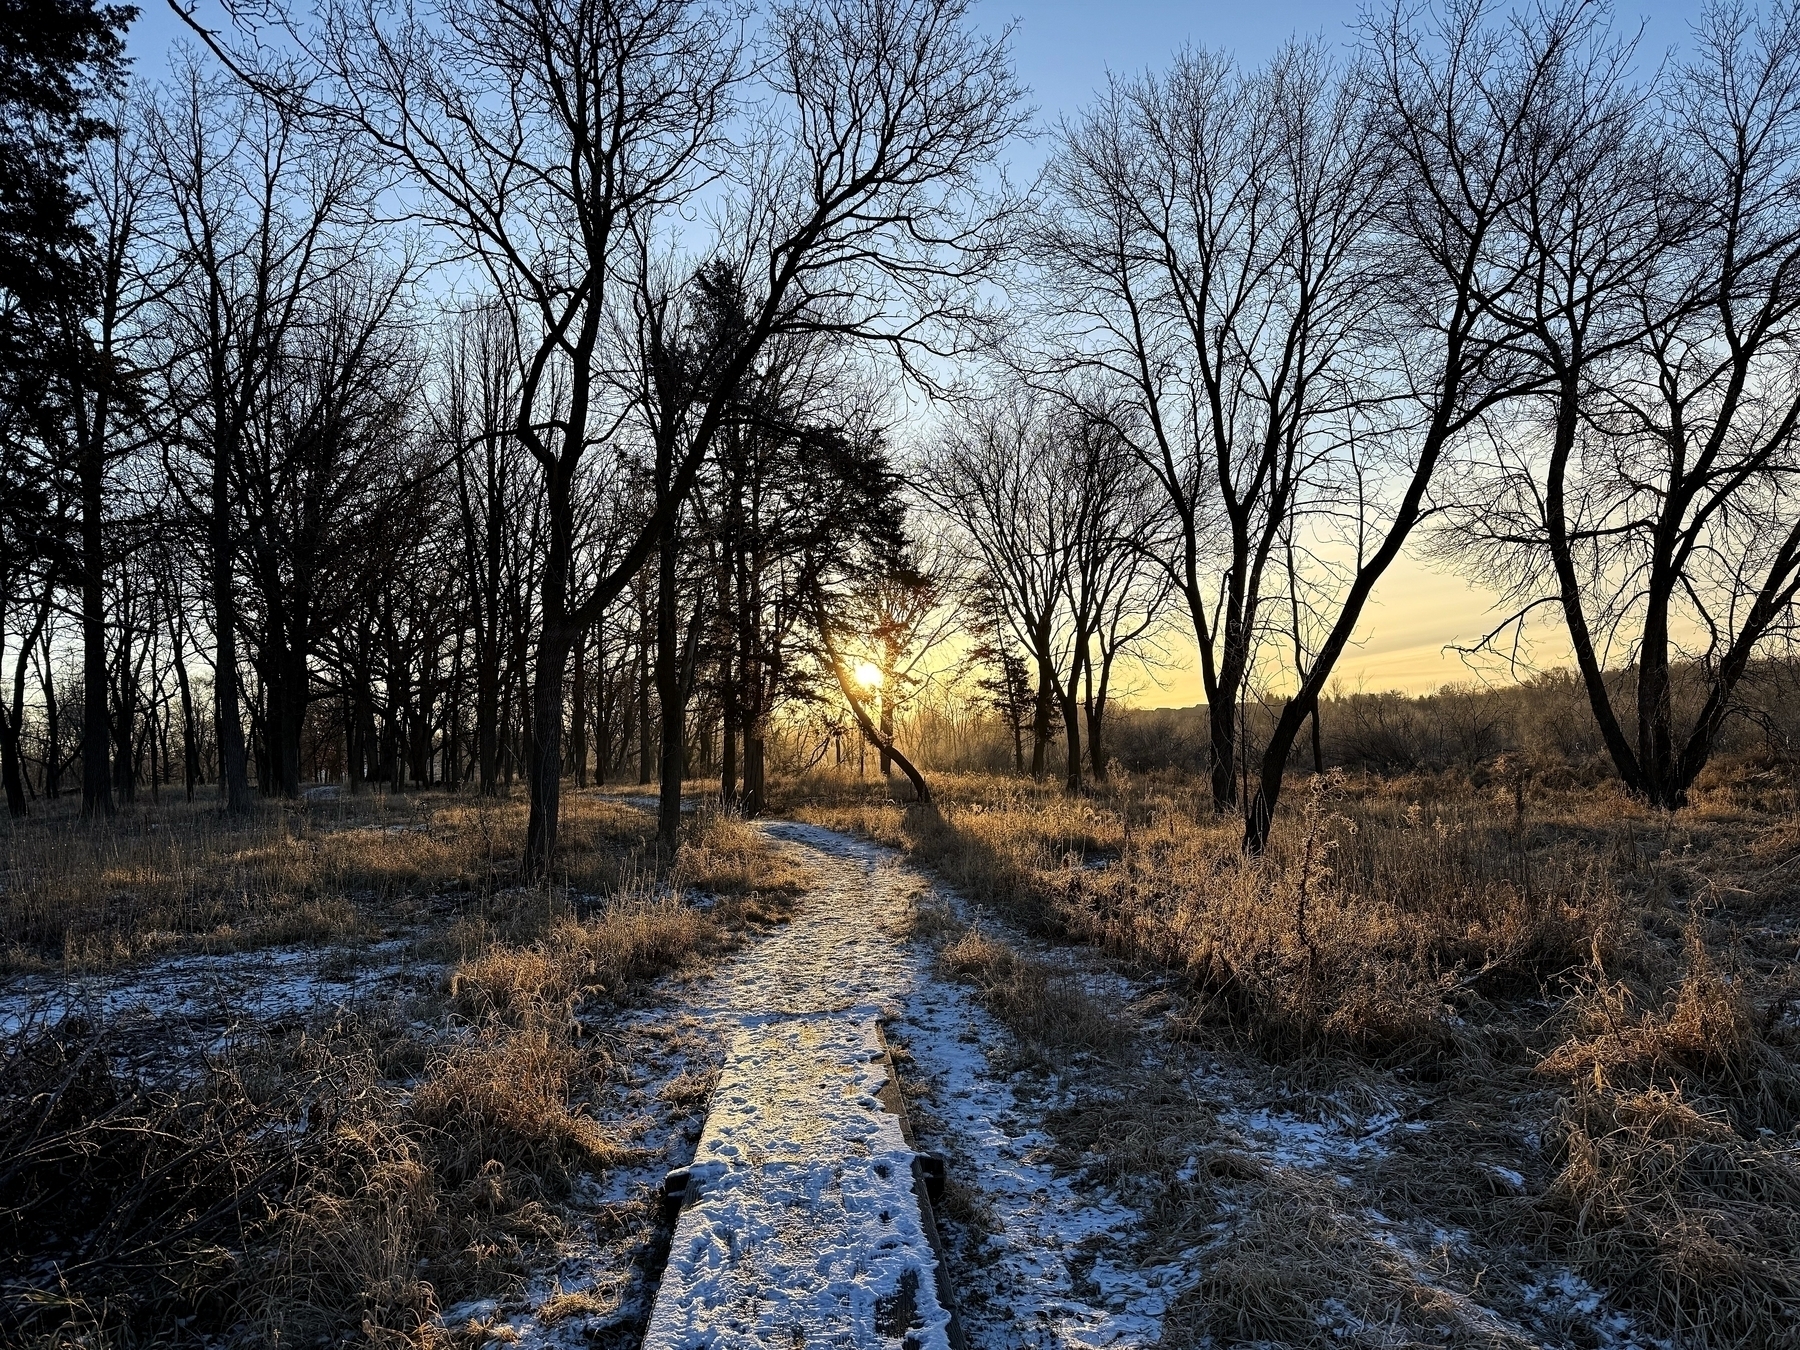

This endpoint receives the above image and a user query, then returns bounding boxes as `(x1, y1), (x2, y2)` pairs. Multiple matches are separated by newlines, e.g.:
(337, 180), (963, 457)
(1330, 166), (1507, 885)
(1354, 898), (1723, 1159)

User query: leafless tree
(1040, 41), (1387, 812)
(928, 388), (1167, 792)
(149, 66), (378, 813)
(1445, 0), (1800, 807)
(277, 0), (1022, 861)
(1230, 0), (1611, 851)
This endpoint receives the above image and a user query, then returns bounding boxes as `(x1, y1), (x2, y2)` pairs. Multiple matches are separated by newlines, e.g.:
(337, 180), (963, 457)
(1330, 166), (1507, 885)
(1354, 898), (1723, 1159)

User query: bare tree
(1447, 0), (1800, 807)
(926, 391), (1071, 780)
(1233, 0), (1603, 851)
(438, 301), (533, 796)
(1040, 41), (1386, 811)
(150, 66), (377, 813)
(928, 388), (1166, 792)
(283, 0), (1021, 862)
(236, 263), (429, 797)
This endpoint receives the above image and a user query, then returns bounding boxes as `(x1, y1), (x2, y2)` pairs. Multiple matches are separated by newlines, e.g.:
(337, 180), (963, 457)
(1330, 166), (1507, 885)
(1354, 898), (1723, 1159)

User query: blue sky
(982, 1), (1697, 125)
(131, 1), (1705, 120)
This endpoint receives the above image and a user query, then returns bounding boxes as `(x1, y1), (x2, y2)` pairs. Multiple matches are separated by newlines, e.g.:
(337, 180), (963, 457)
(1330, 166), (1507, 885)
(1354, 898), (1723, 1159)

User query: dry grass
(449, 892), (719, 1024)
(0, 791), (663, 972)
(411, 1028), (626, 1192)
(671, 804), (815, 924)
(783, 759), (1800, 1348)
(1533, 931), (1800, 1343)
(793, 770), (1650, 1059)
(1174, 1172), (1539, 1349)
(935, 927), (1126, 1061)
(0, 792), (761, 1349)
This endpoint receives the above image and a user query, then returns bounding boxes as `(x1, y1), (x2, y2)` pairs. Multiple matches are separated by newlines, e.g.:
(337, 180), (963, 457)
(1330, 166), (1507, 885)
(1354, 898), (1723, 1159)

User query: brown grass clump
(449, 891), (719, 1024)
(411, 1028), (625, 1195)
(1542, 1086), (1800, 1347)
(936, 927), (1125, 1061)
(1541, 930), (1799, 1131)
(2, 798), (733, 1347)
(255, 1113), (556, 1349)
(0, 1016), (285, 1340)
(2, 1001), (633, 1347)
(671, 806), (815, 923)
(1176, 1173), (1533, 1349)
(537, 1284), (620, 1324)
(1536, 934), (1800, 1345)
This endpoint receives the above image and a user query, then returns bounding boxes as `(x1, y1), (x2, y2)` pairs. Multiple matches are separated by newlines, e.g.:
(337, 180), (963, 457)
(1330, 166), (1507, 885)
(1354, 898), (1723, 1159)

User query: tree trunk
(81, 426), (114, 819)
(571, 620), (588, 789)
(0, 713), (24, 818)
(744, 723), (765, 817)
(1637, 556), (1679, 807)
(655, 520), (685, 846)
(111, 627), (136, 806)
(814, 588), (931, 808)
(525, 618), (572, 871)
(879, 694), (894, 778)
(1029, 631), (1054, 780)
(1061, 688), (1083, 795)
(637, 605), (654, 786)
(39, 630), (60, 798)
(171, 643), (199, 799)
(477, 628), (500, 795)
(3, 587), (53, 817)
(274, 641), (305, 798)
(720, 710), (737, 806)
(211, 441), (251, 817)
(592, 612), (611, 787)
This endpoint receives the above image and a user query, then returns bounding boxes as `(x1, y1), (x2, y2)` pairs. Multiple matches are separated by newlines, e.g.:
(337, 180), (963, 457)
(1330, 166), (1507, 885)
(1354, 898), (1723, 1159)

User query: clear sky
(122, 1), (1711, 703)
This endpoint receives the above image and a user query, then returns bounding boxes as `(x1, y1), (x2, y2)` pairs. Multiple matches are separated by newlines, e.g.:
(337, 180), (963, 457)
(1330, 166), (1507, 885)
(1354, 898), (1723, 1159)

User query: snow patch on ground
(1217, 1104), (1415, 1171)
(0, 939), (443, 1054)
(892, 981), (1196, 1348)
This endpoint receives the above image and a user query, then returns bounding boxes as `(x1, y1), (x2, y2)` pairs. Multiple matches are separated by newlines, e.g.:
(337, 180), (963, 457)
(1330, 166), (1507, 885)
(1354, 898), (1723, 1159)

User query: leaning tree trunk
(637, 606), (654, 786)
(812, 584), (931, 807)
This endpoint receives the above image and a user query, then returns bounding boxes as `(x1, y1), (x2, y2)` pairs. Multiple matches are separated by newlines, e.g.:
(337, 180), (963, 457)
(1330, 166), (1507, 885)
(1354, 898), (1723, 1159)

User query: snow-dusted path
(648, 821), (1191, 1350)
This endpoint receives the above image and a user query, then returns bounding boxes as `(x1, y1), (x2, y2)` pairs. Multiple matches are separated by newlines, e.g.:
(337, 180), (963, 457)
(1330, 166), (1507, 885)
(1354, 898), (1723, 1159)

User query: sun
(854, 661), (884, 689)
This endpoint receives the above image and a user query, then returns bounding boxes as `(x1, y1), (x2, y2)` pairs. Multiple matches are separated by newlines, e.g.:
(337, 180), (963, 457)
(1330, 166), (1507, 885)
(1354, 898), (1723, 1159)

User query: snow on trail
(644, 1013), (952, 1350)
(638, 821), (1191, 1349)
(750, 823), (1193, 1348)
(498, 816), (1190, 1349)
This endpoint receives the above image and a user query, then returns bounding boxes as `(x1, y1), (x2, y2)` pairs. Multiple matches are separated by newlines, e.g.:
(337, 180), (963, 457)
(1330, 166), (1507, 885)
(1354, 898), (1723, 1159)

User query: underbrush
(1537, 933), (1800, 1343)
(935, 926), (1126, 1062)
(671, 805), (816, 924)
(0, 800), (771, 1348)
(785, 761), (1800, 1346)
